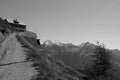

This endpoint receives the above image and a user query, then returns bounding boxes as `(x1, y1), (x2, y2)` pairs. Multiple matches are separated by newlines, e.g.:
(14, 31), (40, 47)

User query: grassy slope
(16, 34), (85, 80)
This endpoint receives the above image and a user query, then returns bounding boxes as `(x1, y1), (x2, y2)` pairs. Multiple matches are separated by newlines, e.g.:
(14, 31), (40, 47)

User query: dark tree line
(82, 42), (120, 80)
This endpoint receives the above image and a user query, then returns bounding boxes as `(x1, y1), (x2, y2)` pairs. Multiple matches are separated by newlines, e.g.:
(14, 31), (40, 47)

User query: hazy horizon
(0, 0), (120, 49)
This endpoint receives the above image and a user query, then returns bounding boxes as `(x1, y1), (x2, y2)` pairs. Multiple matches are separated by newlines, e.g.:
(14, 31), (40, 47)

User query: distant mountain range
(42, 40), (120, 79)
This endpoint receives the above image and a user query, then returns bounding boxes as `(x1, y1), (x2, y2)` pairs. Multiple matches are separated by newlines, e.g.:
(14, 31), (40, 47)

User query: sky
(0, 0), (120, 49)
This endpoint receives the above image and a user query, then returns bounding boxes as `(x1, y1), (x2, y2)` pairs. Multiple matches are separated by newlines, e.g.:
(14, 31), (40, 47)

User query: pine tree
(91, 42), (112, 80)
(82, 42), (113, 80)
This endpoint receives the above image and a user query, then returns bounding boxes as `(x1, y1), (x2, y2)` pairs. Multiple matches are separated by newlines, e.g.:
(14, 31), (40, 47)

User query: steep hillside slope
(16, 34), (85, 80)
(0, 18), (84, 80)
